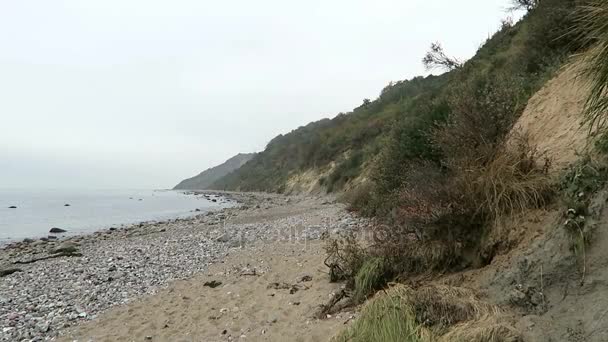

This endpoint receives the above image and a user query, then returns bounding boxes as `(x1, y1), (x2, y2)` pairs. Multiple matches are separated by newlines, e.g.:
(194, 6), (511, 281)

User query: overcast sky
(0, 0), (521, 190)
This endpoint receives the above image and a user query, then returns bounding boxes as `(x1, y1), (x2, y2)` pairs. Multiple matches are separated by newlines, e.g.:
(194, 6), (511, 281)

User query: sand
(57, 197), (360, 342)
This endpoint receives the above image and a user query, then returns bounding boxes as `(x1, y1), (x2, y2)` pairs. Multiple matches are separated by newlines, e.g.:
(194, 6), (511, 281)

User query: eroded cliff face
(509, 64), (592, 172)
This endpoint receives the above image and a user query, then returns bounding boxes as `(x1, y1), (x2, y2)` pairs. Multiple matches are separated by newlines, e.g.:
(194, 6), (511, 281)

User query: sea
(0, 189), (229, 243)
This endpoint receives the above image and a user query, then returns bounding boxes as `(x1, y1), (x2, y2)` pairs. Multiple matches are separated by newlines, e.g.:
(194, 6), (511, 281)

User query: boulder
(8, 206), (17, 209)
(49, 227), (67, 233)
(64, 203), (70, 207)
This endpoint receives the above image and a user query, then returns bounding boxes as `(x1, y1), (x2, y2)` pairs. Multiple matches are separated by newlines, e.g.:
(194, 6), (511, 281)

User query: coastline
(0, 189), (233, 244)
(0, 192), (367, 341)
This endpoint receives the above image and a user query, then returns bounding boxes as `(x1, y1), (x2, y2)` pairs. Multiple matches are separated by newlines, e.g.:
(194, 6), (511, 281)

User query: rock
(509, 288), (527, 305)
(36, 321), (50, 333)
(22, 238), (35, 244)
(51, 242), (79, 255)
(212, 199), (217, 202)
(298, 275), (313, 283)
(530, 292), (545, 306)
(195, 208), (201, 212)
(216, 233), (231, 243)
(40, 237), (49, 242)
(8, 206), (17, 209)
(47, 235), (58, 240)
(64, 203), (71, 207)
(49, 227), (67, 233)
(109, 227), (117, 231)
(204, 280), (222, 288)
(0, 267), (22, 277)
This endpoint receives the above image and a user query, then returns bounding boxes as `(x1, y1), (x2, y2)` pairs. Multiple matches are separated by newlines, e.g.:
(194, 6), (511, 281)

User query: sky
(0, 0), (522, 189)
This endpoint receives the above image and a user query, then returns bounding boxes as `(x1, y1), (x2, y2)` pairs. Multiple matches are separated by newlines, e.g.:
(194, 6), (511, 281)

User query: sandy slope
(510, 64), (591, 171)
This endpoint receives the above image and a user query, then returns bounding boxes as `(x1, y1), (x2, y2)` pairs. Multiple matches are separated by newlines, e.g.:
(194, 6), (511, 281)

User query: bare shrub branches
(422, 43), (462, 71)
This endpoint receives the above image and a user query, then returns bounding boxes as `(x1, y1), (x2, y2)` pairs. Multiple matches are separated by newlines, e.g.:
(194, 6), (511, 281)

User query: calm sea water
(0, 189), (229, 242)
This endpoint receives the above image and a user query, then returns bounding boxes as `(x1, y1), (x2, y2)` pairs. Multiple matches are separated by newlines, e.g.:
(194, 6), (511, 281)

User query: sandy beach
(0, 193), (368, 341)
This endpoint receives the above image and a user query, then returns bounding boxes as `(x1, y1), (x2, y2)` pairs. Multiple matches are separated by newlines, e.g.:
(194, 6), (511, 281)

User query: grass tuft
(572, 1), (608, 130)
(334, 284), (517, 342)
(352, 257), (389, 303)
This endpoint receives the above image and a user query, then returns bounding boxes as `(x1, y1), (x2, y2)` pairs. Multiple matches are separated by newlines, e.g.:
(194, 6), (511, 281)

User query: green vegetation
(211, 75), (448, 192)
(333, 286), (429, 342)
(208, 0), (608, 340)
(352, 257), (388, 303)
(215, 0), (587, 294)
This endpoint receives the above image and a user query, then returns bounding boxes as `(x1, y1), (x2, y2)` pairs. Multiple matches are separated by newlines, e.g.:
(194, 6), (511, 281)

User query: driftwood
(13, 252), (83, 265)
(315, 289), (348, 319)
(0, 267), (22, 277)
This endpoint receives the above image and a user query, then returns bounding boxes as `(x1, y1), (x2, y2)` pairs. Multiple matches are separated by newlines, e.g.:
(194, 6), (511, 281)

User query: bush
(323, 234), (367, 283)
(433, 74), (527, 163)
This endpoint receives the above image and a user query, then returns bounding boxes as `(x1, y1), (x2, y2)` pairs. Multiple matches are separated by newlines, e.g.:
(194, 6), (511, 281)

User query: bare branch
(422, 42), (462, 71)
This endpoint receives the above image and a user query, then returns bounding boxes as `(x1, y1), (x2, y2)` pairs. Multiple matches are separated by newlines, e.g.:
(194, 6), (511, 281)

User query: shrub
(433, 74), (527, 163)
(323, 234), (367, 283)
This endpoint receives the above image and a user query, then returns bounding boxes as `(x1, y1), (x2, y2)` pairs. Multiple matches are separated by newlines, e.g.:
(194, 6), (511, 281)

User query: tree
(362, 98), (371, 108)
(509, 0), (539, 11)
(422, 42), (462, 71)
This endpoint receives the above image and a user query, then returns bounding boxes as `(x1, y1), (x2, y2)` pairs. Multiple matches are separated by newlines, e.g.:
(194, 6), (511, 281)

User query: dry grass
(334, 284), (518, 342)
(439, 318), (521, 342)
(375, 239), (460, 275)
(408, 285), (501, 330)
(572, 1), (608, 130)
(456, 132), (553, 220)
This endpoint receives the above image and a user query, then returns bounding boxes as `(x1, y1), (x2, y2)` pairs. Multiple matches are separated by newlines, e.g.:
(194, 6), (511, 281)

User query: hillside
(173, 153), (255, 190)
(212, 0), (580, 196)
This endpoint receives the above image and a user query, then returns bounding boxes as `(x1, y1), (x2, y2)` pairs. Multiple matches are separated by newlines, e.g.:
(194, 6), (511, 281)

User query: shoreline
(0, 190), (237, 246)
(0, 192), (365, 341)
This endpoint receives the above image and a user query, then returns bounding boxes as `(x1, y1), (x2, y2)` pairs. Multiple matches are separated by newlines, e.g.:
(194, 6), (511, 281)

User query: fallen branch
(0, 267), (22, 277)
(315, 289), (348, 319)
(13, 252), (83, 265)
